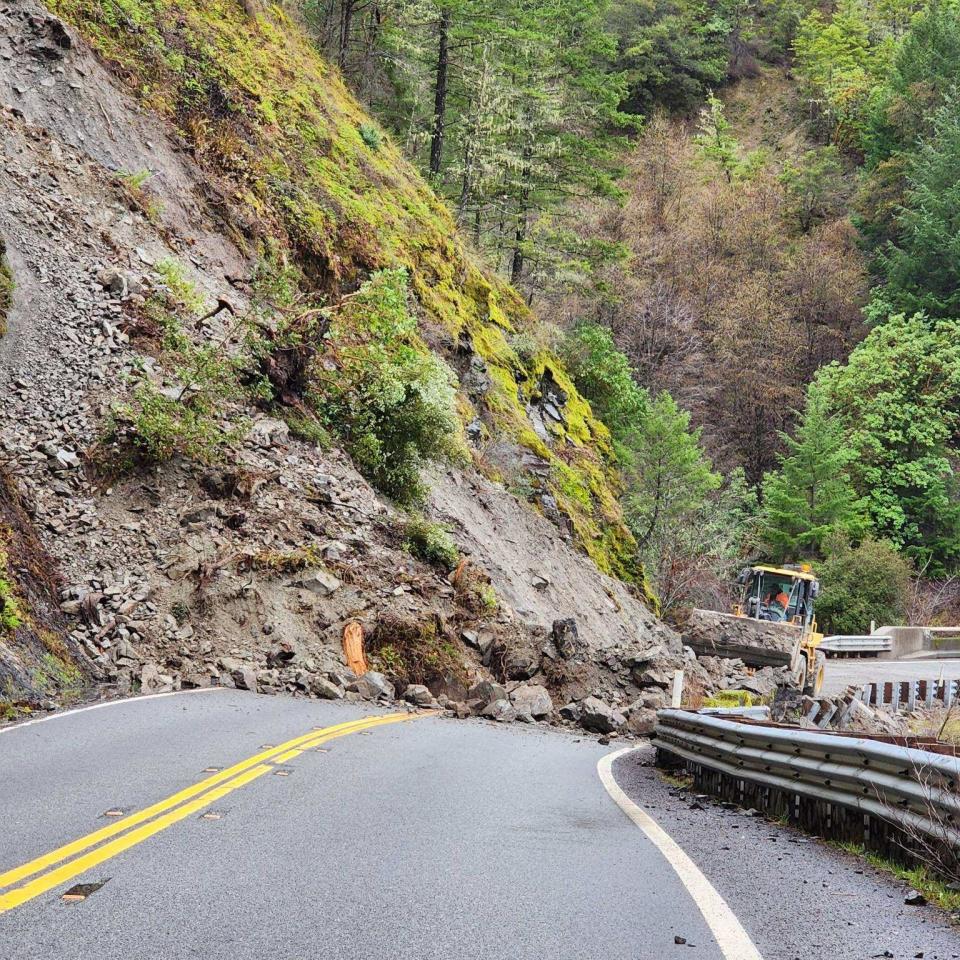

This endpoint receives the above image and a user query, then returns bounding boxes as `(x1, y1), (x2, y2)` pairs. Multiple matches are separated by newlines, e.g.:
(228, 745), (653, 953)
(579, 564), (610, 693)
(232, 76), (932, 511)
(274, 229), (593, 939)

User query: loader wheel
(793, 657), (807, 692)
(804, 651), (826, 697)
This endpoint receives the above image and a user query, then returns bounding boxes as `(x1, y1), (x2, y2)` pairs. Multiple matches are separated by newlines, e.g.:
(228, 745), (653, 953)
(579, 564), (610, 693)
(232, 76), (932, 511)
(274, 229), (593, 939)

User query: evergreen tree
(759, 386), (868, 560)
(694, 92), (739, 182)
(623, 391), (721, 549)
(880, 95), (960, 319)
(610, 0), (730, 116)
(815, 312), (960, 573)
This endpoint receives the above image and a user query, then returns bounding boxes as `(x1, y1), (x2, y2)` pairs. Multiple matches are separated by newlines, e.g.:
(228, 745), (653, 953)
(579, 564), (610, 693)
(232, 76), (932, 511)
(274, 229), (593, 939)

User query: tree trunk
(510, 144), (532, 285)
(338, 0), (355, 71)
(429, 9), (450, 177)
(456, 135), (473, 225)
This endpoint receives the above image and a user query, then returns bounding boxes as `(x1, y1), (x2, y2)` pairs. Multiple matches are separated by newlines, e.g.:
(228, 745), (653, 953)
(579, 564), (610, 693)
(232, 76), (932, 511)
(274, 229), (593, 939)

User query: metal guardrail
(653, 709), (960, 849)
(819, 634), (892, 654)
(863, 678), (959, 712)
(697, 706), (771, 720)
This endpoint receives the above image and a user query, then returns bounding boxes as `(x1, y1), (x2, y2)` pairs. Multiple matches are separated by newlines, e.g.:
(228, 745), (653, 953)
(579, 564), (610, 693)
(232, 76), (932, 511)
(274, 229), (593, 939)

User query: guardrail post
(946, 680), (955, 711)
(891, 682), (901, 712)
(907, 681), (917, 712)
(671, 670), (683, 708)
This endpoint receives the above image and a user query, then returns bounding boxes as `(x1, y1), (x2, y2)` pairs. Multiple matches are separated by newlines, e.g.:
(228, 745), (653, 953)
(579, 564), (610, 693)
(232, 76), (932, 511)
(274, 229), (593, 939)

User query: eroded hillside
(0, 0), (731, 731)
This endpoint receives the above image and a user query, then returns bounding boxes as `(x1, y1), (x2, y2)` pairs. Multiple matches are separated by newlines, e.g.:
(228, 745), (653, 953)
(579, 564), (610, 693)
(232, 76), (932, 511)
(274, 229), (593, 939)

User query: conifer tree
(759, 386), (869, 560)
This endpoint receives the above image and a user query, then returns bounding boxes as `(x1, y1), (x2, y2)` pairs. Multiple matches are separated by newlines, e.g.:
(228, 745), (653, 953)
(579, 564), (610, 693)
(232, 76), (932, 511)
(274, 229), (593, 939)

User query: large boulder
(509, 683), (553, 720)
(481, 698), (518, 722)
(552, 618), (583, 659)
(579, 696), (625, 734)
(290, 569), (342, 597)
(468, 679), (507, 708)
(403, 684), (433, 707)
(348, 671), (395, 701)
(625, 707), (657, 736)
(310, 675), (344, 700)
(231, 665), (259, 692)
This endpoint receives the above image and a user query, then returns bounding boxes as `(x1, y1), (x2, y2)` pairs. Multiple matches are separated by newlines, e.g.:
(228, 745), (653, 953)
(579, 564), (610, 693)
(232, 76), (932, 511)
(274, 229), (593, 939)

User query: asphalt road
(2, 690), (960, 960)
(823, 658), (960, 695)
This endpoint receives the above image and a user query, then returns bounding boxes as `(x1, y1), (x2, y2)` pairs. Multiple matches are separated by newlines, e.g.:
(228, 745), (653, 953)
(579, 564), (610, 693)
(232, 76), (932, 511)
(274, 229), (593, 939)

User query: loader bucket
(684, 608), (802, 670)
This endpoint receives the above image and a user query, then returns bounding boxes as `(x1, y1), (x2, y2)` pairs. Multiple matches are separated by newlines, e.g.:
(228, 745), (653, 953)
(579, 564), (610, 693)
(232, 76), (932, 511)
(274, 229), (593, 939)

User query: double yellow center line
(0, 712), (413, 914)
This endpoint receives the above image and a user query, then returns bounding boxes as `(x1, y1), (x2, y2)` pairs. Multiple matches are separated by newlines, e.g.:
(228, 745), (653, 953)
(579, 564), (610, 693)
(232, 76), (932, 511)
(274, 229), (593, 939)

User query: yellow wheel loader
(684, 564), (826, 697)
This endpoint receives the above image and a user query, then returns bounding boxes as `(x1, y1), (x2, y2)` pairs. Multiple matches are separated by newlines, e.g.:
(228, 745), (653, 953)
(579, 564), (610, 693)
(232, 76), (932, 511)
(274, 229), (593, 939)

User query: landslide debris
(0, 1), (786, 733)
(0, 467), (91, 718)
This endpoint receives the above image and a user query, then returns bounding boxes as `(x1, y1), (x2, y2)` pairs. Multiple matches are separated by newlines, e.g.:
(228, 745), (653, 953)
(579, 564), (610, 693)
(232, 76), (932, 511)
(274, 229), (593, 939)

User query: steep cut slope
(0, 1), (693, 730)
(37, 0), (645, 587)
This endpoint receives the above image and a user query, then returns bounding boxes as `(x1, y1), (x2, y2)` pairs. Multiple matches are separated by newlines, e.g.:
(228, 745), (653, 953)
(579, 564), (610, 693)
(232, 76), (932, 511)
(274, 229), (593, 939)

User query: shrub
(316, 270), (460, 505)
(368, 612), (468, 690)
(815, 534), (912, 635)
(154, 258), (207, 315)
(105, 324), (247, 469)
(358, 123), (383, 151)
(0, 558), (23, 633)
(561, 322), (647, 451)
(0, 244), (13, 338)
(704, 690), (753, 708)
(403, 517), (459, 569)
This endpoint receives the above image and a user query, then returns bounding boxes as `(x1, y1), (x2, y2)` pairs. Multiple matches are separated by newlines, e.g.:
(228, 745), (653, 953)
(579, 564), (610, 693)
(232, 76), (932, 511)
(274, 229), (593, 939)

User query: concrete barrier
(875, 625), (929, 660)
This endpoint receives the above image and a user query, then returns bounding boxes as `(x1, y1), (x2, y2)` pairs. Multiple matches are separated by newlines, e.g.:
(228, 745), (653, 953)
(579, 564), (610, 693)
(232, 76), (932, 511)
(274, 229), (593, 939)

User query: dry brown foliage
(555, 116), (868, 484)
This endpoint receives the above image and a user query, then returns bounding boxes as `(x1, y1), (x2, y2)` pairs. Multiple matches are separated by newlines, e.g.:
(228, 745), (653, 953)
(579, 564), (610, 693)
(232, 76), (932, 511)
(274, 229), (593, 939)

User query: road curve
(1, 690), (959, 960)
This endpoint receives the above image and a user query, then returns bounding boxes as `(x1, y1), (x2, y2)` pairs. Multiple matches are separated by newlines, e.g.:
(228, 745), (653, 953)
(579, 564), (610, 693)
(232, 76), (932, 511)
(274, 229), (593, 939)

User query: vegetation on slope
(0, 470), (88, 719)
(0, 238), (13, 338)
(48, 0), (653, 592)
(46, 0), (960, 624)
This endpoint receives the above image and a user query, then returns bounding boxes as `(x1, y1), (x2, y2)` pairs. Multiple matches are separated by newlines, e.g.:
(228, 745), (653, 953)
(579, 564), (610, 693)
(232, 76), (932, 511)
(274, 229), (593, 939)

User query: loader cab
(736, 565), (820, 628)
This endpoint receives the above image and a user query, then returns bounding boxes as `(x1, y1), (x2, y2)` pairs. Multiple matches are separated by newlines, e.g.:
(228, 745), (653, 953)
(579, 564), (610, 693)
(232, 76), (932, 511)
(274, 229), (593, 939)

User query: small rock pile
(772, 686), (908, 736)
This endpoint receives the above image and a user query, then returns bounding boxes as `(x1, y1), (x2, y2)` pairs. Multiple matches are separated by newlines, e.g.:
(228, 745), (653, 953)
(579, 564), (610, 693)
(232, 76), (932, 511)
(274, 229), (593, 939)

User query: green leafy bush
(704, 690), (753, 708)
(0, 568), (23, 632)
(106, 324), (248, 469)
(0, 243), (13, 337)
(815, 534), (912, 635)
(316, 269), (460, 505)
(358, 123), (382, 151)
(403, 516), (459, 569)
(561, 322), (648, 457)
(154, 257), (207, 315)
(815, 313), (960, 572)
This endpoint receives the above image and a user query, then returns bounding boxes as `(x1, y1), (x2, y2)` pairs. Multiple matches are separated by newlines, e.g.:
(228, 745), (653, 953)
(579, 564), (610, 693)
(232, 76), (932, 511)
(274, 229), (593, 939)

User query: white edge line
(598, 747), (764, 960)
(0, 688), (228, 736)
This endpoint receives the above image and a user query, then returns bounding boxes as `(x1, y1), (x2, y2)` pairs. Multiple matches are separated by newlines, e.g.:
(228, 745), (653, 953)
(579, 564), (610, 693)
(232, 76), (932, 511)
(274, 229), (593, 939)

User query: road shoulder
(612, 749), (960, 960)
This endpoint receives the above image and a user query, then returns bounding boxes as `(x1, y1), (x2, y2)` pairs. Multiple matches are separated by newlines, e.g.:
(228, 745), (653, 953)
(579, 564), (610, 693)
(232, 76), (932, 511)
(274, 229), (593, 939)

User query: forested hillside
(304, 0), (960, 626)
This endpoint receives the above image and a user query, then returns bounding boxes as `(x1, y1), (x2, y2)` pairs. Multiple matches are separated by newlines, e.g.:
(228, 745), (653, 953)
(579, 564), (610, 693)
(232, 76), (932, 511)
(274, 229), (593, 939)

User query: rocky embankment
(0, 4), (781, 734)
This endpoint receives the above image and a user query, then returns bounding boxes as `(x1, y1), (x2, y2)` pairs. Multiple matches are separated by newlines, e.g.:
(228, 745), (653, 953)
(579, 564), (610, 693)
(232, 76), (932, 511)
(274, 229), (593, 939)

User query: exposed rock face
(0, 2), (763, 736)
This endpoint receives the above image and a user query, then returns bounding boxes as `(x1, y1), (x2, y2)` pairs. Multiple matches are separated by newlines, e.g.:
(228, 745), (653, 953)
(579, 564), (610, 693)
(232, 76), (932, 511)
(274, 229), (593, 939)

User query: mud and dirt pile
(0, 2), (770, 733)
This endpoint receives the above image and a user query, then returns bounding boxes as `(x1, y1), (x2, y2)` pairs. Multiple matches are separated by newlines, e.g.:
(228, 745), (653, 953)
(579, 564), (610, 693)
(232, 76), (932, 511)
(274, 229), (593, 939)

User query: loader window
(753, 575), (793, 622)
